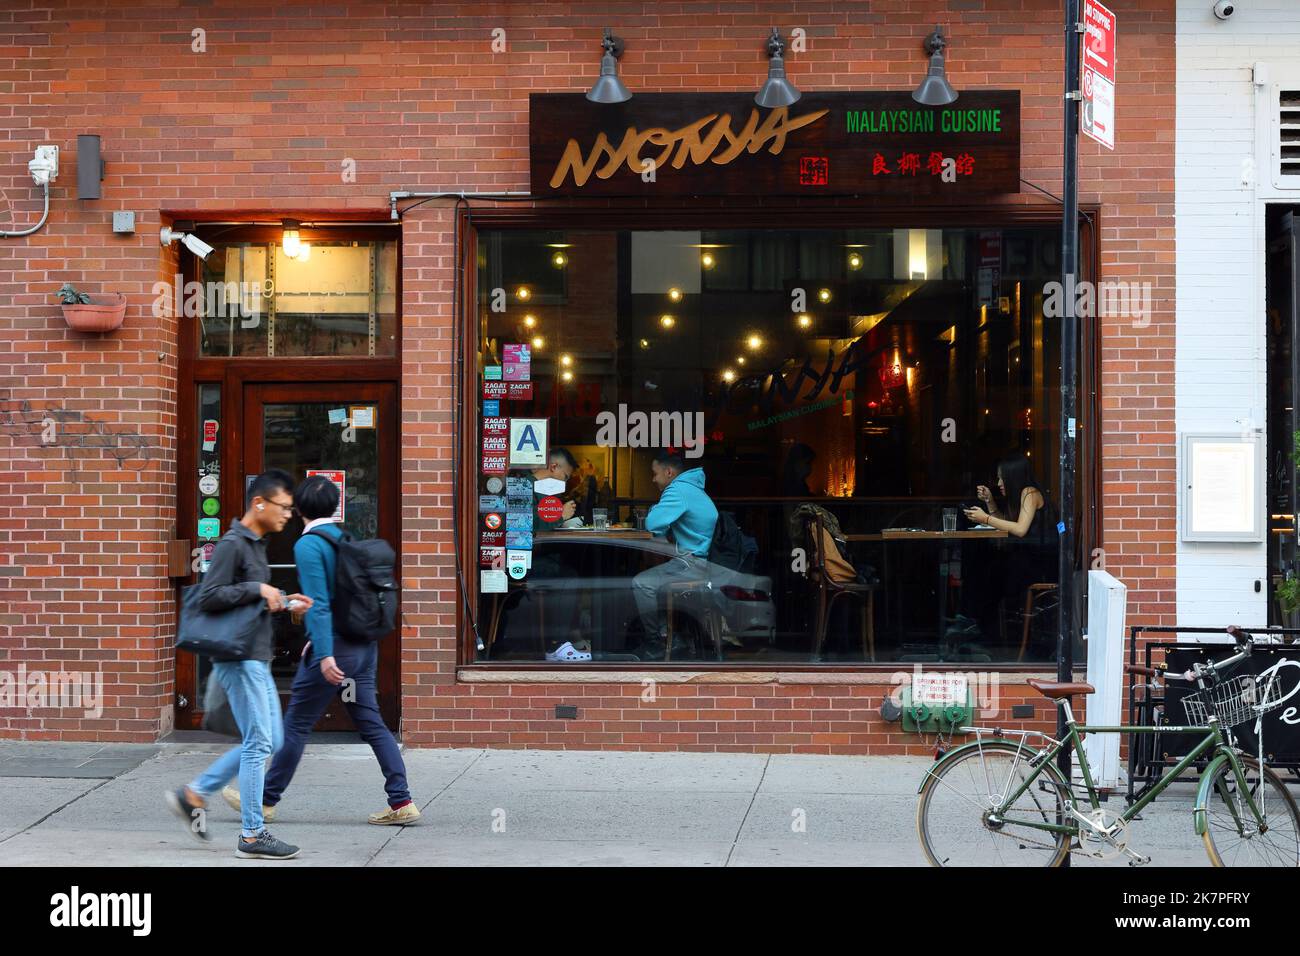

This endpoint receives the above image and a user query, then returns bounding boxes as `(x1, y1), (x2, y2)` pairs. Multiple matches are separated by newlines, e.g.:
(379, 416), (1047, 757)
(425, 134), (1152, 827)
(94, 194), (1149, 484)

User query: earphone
(256, 504), (264, 511)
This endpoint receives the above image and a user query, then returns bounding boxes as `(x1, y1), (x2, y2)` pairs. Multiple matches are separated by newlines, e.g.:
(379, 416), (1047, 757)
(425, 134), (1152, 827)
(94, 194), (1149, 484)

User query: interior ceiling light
(912, 25), (958, 106)
(755, 28), (800, 107)
(586, 28), (631, 104)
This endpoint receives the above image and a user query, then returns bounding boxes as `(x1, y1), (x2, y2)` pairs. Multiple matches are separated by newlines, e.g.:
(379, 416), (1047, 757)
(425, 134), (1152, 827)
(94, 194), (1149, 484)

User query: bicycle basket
(1181, 674), (1285, 728)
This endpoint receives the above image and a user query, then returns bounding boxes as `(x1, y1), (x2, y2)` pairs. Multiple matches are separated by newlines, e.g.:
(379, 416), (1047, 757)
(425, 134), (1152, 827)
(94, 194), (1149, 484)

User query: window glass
(196, 240), (397, 357)
(475, 227), (1064, 664)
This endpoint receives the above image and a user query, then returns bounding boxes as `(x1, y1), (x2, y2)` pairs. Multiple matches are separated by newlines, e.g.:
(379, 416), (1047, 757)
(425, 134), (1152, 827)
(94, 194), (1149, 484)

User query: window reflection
(476, 227), (1063, 664)
(197, 241), (397, 357)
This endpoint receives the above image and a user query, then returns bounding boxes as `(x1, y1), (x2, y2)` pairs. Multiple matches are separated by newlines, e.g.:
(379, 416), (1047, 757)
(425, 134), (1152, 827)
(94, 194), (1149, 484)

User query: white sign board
(509, 418), (548, 468)
(1181, 434), (1264, 542)
(913, 673), (968, 707)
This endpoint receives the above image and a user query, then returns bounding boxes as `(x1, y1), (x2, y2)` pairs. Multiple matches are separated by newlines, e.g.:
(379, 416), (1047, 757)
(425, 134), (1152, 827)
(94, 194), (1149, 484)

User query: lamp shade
(587, 30), (631, 104)
(755, 28), (800, 107)
(912, 27), (958, 106)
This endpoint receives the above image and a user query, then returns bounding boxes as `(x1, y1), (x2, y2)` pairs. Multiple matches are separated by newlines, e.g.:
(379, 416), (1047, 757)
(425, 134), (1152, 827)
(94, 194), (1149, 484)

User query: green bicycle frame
(920, 716), (1268, 838)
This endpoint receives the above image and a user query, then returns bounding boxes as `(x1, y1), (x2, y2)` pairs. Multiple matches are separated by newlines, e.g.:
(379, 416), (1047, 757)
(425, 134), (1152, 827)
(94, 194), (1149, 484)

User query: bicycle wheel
(917, 741), (1071, 867)
(1202, 756), (1300, 867)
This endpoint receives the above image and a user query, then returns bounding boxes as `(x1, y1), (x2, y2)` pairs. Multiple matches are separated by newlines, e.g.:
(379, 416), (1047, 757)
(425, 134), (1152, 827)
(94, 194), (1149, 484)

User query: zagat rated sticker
(482, 417), (509, 435)
(482, 453), (507, 475)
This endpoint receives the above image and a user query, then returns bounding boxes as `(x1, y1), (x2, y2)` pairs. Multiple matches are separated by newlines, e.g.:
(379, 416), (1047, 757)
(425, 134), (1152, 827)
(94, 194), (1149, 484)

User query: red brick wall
(0, 0), (1171, 750)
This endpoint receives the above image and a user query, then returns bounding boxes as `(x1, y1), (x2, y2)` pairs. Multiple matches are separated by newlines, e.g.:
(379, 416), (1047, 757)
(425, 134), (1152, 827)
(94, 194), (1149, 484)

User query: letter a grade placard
(509, 418), (547, 467)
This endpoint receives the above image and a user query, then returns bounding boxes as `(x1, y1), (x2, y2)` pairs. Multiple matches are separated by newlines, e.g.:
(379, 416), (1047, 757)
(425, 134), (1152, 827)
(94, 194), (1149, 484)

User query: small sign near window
(1181, 433), (1264, 542)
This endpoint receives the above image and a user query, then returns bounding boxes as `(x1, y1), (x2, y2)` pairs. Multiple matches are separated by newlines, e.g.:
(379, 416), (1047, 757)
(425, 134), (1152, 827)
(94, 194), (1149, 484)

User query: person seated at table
(631, 451), (719, 658)
(960, 453), (1059, 640)
(531, 447), (577, 531)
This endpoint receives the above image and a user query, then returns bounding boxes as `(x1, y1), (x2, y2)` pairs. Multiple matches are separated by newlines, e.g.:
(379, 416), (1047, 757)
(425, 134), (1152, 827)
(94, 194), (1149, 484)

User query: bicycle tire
(1201, 756), (1300, 867)
(917, 741), (1072, 867)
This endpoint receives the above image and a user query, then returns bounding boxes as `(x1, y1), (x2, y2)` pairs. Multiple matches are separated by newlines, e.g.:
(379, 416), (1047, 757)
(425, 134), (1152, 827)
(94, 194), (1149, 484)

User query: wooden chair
(660, 578), (724, 661)
(805, 512), (876, 661)
(1016, 583), (1059, 662)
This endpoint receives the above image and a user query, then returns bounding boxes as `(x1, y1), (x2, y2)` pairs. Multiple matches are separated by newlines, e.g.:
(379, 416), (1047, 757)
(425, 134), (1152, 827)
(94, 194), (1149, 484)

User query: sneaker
(235, 829), (300, 860)
(368, 802), (422, 826)
(164, 787), (211, 842)
(221, 785), (277, 822)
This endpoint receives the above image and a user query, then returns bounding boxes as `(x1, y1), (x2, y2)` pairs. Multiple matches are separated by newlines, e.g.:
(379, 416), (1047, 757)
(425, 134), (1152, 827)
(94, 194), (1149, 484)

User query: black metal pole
(1058, 0), (1081, 866)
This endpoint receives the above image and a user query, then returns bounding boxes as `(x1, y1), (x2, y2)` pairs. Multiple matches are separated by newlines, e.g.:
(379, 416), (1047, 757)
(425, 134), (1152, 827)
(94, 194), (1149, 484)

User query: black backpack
(307, 529), (399, 642)
(708, 511), (747, 571)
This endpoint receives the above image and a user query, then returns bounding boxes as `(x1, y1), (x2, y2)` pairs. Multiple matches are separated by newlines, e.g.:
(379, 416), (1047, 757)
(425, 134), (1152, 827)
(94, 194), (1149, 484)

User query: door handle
(268, 564), (297, 569)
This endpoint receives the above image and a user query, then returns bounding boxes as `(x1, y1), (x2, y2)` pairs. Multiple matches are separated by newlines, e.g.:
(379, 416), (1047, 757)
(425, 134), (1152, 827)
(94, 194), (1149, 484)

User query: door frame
(173, 221), (403, 729)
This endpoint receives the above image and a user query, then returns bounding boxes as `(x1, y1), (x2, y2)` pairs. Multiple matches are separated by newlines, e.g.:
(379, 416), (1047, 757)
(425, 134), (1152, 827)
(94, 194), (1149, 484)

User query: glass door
(243, 381), (400, 729)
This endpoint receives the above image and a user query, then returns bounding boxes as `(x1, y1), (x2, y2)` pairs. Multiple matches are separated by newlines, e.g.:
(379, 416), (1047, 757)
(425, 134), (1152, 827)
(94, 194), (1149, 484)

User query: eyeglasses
(263, 499), (296, 515)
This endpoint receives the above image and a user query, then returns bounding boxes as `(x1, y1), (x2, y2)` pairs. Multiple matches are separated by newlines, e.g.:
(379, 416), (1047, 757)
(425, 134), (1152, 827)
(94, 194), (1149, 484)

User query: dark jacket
(198, 519), (273, 662)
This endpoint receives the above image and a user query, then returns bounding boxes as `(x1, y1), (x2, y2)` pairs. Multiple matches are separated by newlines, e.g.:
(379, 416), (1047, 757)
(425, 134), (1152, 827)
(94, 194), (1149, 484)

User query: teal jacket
(646, 468), (718, 557)
(294, 522), (343, 660)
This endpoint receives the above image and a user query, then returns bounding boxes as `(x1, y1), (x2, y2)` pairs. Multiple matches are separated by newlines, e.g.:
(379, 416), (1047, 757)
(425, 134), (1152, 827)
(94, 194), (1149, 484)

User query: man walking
(632, 451), (719, 659)
(224, 475), (419, 824)
(165, 469), (312, 859)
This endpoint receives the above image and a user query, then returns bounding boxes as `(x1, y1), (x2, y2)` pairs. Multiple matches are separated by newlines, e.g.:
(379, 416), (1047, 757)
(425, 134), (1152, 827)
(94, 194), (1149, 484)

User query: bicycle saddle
(1026, 678), (1095, 700)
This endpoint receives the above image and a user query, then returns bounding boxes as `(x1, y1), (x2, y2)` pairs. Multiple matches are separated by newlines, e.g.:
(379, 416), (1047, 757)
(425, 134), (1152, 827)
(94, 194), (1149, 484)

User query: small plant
(1279, 576), (1300, 617)
(56, 282), (92, 305)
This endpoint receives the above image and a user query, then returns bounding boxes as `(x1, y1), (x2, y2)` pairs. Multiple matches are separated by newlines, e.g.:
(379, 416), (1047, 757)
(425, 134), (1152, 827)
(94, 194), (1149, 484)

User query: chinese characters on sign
(868, 152), (975, 177)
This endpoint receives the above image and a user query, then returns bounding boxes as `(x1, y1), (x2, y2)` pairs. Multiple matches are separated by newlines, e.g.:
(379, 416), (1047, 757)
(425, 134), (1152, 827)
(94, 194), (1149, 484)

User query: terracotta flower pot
(60, 293), (127, 332)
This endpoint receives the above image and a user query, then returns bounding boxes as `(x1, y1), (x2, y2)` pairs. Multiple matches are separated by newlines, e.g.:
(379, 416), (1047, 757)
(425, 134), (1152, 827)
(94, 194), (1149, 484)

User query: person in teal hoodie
(632, 451), (719, 656)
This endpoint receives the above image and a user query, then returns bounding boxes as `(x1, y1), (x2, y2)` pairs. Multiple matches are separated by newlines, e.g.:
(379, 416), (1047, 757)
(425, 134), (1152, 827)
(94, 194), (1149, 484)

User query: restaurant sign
(529, 91), (1020, 198)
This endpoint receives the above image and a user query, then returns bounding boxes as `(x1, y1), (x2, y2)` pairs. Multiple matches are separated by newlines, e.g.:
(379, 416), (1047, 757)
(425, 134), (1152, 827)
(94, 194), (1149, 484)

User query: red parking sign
(1082, 0), (1116, 150)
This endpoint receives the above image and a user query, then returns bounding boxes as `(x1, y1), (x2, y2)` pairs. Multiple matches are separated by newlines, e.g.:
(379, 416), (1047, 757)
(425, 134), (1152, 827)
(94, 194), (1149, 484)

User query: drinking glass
(942, 508), (958, 533)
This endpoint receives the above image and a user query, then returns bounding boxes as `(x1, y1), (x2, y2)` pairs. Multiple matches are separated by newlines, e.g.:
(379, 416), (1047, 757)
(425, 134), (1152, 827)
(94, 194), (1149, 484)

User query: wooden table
(535, 528), (653, 541)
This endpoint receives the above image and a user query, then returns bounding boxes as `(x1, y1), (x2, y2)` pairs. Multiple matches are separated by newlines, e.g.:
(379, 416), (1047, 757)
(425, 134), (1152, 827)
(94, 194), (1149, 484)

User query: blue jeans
(263, 641), (411, 809)
(189, 659), (283, 838)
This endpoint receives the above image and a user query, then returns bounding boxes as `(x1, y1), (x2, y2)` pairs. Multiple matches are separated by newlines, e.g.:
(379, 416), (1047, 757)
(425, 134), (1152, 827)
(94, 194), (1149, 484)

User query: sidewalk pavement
(0, 739), (1217, 866)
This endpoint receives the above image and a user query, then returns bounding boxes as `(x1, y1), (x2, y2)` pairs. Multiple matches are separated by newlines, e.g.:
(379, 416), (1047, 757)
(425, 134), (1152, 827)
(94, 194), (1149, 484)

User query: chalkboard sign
(1162, 645), (1300, 763)
(530, 91), (1021, 199)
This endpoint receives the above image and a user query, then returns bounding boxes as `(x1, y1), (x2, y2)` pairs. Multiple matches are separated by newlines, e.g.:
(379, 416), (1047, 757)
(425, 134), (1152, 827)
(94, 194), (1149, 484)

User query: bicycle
(916, 626), (1300, 866)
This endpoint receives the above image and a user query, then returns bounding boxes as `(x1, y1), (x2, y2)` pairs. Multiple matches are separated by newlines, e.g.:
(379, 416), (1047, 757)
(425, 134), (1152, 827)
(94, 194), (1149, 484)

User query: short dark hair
(246, 469), (293, 509)
(549, 447), (577, 470)
(294, 474), (341, 522)
(653, 450), (686, 472)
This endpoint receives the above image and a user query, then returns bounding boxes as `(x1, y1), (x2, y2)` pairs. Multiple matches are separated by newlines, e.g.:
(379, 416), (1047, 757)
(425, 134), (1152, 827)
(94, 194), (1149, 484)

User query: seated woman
(960, 453), (1059, 651)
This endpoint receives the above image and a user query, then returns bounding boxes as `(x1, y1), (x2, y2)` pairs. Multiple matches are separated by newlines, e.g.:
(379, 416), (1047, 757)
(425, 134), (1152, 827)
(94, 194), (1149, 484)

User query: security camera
(28, 145), (59, 186)
(181, 233), (214, 259)
(159, 225), (214, 260)
(1214, 0), (1235, 19)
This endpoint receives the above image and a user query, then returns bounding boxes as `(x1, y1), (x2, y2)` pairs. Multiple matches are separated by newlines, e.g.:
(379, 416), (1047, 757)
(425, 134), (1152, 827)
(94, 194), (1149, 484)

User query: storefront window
(475, 227), (1063, 664)
(196, 240), (397, 357)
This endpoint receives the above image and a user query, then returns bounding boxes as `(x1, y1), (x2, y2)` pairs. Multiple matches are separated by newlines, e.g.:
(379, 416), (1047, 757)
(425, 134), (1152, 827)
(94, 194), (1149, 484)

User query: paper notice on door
(480, 569), (508, 594)
(328, 408), (348, 424)
(349, 406), (375, 429)
(202, 419), (219, 451)
(306, 469), (346, 522)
